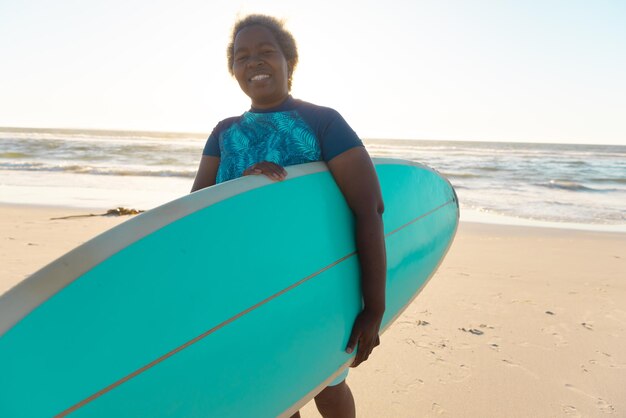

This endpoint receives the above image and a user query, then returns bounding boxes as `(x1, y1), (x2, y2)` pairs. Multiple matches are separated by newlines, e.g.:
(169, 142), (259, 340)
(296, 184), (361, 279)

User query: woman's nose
(246, 55), (264, 67)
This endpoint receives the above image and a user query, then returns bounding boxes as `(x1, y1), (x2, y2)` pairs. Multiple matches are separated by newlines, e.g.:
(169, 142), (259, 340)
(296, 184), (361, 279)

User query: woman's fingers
(350, 333), (378, 367)
(243, 161), (287, 181)
(346, 310), (383, 368)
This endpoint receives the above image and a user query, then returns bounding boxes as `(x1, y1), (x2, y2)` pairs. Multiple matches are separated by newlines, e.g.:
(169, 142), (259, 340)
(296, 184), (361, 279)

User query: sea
(1, 128), (624, 232)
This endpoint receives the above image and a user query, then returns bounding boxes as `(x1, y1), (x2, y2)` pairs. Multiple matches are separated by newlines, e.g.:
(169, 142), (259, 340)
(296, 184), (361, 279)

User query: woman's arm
(191, 156), (220, 192)
(327, 146), (386, 367)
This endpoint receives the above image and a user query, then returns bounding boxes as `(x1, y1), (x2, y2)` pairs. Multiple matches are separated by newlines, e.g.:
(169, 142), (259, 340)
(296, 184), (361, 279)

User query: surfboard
(0, 158), (458, 418)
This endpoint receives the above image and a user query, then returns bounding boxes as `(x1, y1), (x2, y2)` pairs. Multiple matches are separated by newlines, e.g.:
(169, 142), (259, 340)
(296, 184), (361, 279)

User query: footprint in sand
(404, 337), (431, 350)
(488, 343), (500, 352)
(396, 319), (429, 330)
(588, 353), (626, 371)
(562, 405), (581, 417)
(597, 398), (616, 414)
(565, 383), (616, 415)
(431, 402), (446, 415)
(540, 324), (569, 347)
(391, 377), (424, 395)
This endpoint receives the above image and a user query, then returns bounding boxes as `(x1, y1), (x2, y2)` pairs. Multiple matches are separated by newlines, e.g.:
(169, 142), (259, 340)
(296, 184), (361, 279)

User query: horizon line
(1, 126), (624, 147)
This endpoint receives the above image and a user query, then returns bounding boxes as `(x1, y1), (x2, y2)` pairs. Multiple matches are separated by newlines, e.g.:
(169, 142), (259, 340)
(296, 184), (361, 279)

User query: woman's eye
(235, 55), (248, 62)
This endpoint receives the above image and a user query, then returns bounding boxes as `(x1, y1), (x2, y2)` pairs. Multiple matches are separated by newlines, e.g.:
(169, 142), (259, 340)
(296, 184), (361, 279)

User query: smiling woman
(231, 26), (291, 109)
(190, 13), (388, 418)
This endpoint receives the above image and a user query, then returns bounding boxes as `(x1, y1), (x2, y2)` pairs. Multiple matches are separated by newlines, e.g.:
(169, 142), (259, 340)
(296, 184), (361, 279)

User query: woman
(191, 14), (386, 418)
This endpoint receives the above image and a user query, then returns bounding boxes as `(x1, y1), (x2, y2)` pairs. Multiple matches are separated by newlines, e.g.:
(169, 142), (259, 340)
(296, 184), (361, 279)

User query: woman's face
(232, 25), (291, 109)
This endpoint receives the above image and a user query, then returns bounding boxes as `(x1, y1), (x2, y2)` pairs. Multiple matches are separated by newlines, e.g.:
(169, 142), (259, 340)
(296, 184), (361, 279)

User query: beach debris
(104, 207), (144, 216)
(479, 324), (494, 329)
(417, 320), (430, 326)
(459, 327), (484, 335)
(581, 322), (593, 330)
(51, 207), (144, 220)
(545, 311), (555, 315)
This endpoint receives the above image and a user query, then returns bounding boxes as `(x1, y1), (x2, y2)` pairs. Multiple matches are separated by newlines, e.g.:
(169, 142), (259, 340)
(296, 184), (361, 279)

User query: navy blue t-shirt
(202, 96), (363, 183)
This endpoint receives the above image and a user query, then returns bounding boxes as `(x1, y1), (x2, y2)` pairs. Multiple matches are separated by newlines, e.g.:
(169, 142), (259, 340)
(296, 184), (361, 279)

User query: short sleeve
(202, 126), (221, 157)
(318, 109), (364, 162)
(202, 116), (241, 157)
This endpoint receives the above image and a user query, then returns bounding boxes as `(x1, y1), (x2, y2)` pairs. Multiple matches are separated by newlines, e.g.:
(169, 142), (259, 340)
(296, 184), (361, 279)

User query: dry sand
(1, 204), (624, 417)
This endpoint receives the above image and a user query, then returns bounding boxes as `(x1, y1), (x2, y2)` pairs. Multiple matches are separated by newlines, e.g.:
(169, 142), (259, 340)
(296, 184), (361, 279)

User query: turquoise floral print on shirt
(216, 110), (321, 183)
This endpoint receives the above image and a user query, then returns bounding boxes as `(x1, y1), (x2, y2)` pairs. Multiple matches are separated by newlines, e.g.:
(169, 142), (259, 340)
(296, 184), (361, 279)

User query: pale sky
(1, 0), (625, 145)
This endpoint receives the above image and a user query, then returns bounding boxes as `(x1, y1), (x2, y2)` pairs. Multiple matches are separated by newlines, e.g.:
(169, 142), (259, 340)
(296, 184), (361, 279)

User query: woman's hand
(243, 161), (287, 181)
(346, 308), (383, 367)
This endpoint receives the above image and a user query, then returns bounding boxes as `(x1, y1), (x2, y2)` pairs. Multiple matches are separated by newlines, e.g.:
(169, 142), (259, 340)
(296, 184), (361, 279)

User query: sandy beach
(1, 204), (624, 417)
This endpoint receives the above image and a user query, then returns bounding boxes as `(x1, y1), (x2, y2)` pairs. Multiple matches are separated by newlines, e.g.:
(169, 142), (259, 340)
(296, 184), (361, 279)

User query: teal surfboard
(0, 158), (458, 418)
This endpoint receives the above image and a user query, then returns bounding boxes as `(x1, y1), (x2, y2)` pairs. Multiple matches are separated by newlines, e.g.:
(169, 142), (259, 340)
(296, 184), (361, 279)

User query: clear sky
(1, 0), (625, 145)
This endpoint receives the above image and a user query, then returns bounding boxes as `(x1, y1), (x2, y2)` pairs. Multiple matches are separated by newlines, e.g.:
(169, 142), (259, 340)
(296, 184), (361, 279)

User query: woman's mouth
(250, 74), (270, 82)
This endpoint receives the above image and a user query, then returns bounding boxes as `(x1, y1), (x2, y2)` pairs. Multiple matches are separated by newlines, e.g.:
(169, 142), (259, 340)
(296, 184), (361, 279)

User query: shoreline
(461, 208), (626, 234)
(3, 201), (625, 234)
(1, 204), (625, 417)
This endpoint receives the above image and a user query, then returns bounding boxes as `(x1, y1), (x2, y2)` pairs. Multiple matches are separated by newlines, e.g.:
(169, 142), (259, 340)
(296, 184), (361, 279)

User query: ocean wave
(539, 180), (616, 193)
(442, 172), (480, 179)
(590, 177), (626, 185)
(560, 160), (588, 167)
(0, 162), (195, 178)
(476, 166), (503, 172)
